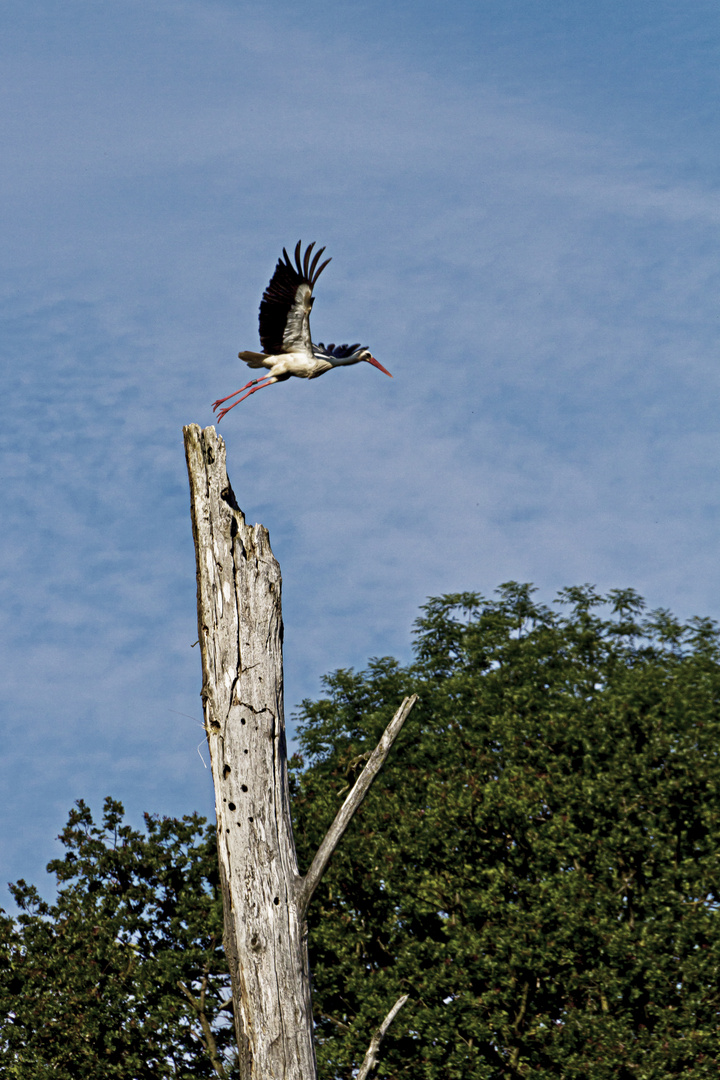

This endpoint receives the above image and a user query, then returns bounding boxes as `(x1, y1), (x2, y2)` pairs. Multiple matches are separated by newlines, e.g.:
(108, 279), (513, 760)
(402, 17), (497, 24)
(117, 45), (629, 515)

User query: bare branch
(297, 695), (417, 916)
(178, 980), (228, 1079)
(357, 994), (410, 1080)
(318, 1010), (351, 1032)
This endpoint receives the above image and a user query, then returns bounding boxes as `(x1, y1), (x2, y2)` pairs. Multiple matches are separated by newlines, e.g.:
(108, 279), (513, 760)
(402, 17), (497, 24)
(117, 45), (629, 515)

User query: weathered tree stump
(183, 424), (415, 1080)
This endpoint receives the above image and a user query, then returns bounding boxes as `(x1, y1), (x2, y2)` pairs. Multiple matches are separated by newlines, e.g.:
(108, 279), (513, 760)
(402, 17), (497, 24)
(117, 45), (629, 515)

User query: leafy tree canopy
(290, 584), (720, 1079)
(0, 800), (235, 1079)
(2, 584), (720, 1079)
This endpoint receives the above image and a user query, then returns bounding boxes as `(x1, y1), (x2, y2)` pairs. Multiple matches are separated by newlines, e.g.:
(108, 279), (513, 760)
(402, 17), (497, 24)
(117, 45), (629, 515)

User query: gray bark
(357, 995), (410, 1080)
(183, 424), (415, 1080)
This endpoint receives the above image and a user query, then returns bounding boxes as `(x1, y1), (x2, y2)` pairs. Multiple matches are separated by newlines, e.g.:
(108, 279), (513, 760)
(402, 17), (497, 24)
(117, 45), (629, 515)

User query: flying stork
(212, 242), (392, 421)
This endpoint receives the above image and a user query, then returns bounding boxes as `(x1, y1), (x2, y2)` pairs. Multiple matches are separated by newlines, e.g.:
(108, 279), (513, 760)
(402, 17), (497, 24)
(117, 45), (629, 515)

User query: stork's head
(362, 350), (393, 377)
(314, 342), (393, 376)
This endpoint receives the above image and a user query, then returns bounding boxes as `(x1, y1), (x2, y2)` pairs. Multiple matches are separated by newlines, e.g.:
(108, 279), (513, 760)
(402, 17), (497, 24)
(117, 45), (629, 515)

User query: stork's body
(212, 242), (391, 420)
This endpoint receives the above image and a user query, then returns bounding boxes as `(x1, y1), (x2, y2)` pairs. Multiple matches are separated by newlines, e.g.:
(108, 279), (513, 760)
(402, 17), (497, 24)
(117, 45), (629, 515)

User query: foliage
(3, 585), (720, 1078)
(0, 800), (236, 1079)
(289, 584), (720, 1079)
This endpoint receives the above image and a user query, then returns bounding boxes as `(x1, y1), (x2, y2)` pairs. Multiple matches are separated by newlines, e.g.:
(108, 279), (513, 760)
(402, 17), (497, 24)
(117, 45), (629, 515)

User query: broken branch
(297, 695), (417, 916)
(357, 994), (410, 1080)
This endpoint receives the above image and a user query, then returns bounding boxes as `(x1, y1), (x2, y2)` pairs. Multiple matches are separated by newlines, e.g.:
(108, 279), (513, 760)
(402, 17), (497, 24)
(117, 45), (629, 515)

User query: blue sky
(2, 0), (720, 905)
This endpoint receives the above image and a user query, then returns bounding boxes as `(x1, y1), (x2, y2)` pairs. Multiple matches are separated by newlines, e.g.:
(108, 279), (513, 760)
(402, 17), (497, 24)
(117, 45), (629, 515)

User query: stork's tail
(238, 350), (271, 369)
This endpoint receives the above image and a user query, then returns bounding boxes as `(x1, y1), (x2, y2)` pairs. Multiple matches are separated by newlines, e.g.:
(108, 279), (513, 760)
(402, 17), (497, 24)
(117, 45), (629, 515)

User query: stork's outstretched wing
(258, 241), (331, 355)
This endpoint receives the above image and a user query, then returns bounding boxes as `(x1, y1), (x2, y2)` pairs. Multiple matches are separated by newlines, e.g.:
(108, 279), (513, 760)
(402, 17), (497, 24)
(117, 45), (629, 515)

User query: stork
(212, 242), (392, 420)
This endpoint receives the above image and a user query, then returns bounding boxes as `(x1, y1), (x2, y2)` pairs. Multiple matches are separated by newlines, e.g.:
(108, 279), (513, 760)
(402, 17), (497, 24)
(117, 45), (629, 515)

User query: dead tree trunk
(183, 424), (415, 1080)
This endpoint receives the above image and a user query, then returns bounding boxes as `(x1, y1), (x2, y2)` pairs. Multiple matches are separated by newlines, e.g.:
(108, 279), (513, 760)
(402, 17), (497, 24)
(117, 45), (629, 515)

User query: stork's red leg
(212, 376), (269, 411)
(215, 377), (277, 421)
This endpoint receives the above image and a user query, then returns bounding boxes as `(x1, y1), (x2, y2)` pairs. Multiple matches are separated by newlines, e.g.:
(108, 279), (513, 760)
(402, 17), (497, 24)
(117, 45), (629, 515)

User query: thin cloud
(1, 1), (719, 906)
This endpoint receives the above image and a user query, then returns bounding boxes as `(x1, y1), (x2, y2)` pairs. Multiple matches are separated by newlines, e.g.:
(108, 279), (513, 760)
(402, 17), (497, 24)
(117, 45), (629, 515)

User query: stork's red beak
(366, 355), (393, 377)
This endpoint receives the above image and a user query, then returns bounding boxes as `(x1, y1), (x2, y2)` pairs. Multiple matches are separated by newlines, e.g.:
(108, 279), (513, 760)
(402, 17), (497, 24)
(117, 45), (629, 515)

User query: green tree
(3, 585), (720, 1078)
(290, 585), (720, 1079)
(0, 800), (236, 1079)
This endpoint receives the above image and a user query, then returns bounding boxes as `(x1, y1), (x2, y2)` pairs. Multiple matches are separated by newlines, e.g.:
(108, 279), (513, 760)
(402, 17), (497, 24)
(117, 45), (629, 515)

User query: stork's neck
(327, 354), (357, 367)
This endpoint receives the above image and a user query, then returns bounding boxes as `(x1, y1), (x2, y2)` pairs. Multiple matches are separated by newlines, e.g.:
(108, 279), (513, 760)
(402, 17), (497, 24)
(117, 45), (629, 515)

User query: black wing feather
(258, 242), (331, 355)
(302, 242), (315, 278)
(314, 342), (363, 359)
